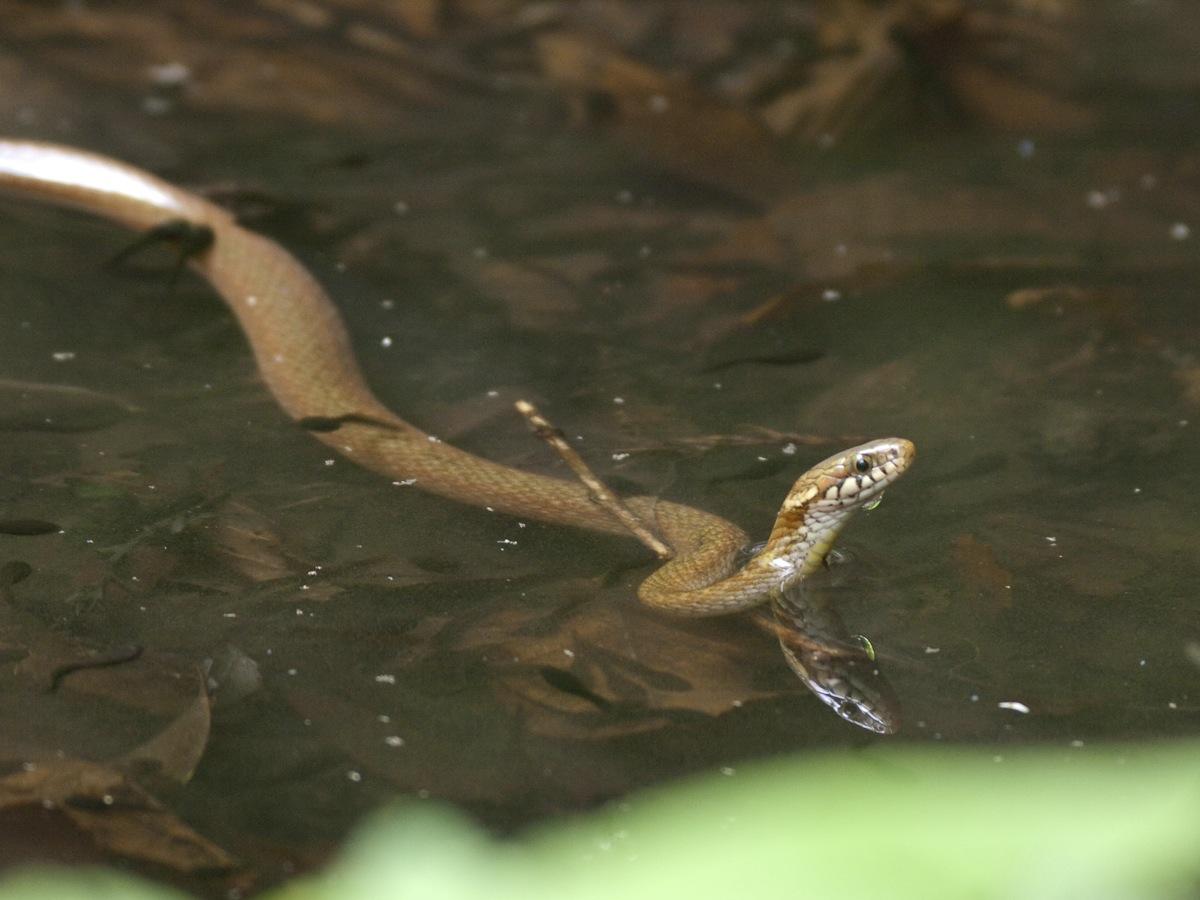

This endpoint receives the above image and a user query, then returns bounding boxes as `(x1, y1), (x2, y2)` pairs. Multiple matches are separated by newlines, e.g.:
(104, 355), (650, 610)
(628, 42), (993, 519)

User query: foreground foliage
(2, 741), (1198, 900)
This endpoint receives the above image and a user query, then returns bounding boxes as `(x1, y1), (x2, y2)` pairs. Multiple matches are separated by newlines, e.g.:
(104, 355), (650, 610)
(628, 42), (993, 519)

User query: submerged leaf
(0, 760), (233, 873)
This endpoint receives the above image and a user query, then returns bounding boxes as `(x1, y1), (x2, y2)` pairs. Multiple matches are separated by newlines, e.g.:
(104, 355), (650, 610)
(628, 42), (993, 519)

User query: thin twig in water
(514, 400), (673, 560)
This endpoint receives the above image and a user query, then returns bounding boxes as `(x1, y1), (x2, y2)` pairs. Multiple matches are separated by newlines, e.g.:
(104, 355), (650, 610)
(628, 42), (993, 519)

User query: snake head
(809, 437), (916, 511)
(763, 438), (915, 566)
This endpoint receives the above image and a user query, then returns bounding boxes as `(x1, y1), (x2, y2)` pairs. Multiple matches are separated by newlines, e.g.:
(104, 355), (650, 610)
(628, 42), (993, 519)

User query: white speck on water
(1086, 189), (1108, 209)
(782, 443), (797, 455)
(1139, 658), (1148, 667)
(1168, 701), (1178, 710)
(222, 612), (237, 619)
(616, 189), (634, 205)
(384, 735), (405, 747)
(1170, 222), (1191, 241)
(563, 648), (575, 658)
(613, 397), (625, 405)
(924, 646), (941, 654)
(346, 770), (362, 782)
(969, 693), (980, 702)
(392, 478), (417, 486)
(720, 766), (736, 776)
(497, 538), (518, 545)
(245, 295), (258, 306)
(993, 755), (1004, 763)
(375, 674), (397, 684)
(142, 95), (173, 115)
(1017, 138), (1036, 158)
(1133, 487), (1142, 494)
(757, 455), (768, 462)
(427, 434), (441, 443)
(472, 246), (489, 260)
(647, 93), (670, 113)
(998, 700), (1030, 714)
(377, 714), (391, 723)
(287, 668), (298, 675)
(611, 452), (629, 461)
(713, 382), (723, 390)
(486, 389), (499, 397)
(51, 351), (75, 362)
(393, 200), (409, 215)
(324, 459), (335, 466)
(1070, 739), (1085, 748)
(147, 61), (191, 85)
(638, 244), (652, 258)
(380, 298), (395, 309)
(821, 289), (841, 302)
(380, 336), (393, 348)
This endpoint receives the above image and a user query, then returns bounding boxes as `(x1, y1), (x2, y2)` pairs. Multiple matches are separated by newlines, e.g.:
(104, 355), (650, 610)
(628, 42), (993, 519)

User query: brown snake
(0, 140), (914, 726)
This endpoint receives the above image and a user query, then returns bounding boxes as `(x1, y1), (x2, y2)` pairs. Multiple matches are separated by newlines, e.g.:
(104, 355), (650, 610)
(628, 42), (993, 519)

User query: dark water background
(0, 0), (1197, 889)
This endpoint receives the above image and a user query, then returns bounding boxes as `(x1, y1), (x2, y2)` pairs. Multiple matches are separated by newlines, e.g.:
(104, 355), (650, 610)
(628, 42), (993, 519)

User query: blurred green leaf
(288, 742), (1200, 900)
(4, 742), (1200, 900)
(0, 869), (190, 900)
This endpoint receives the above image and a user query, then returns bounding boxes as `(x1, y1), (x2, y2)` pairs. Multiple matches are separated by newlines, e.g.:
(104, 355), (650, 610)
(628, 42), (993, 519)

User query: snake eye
(854, 455), (870, 473)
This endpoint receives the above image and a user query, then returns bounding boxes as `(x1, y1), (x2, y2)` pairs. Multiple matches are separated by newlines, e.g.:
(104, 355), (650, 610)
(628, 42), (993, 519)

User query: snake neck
(747, 509), (856, 588)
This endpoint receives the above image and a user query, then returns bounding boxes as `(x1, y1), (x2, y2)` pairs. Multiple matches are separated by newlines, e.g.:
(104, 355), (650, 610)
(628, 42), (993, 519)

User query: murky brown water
(0, 0), (1197, 892)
